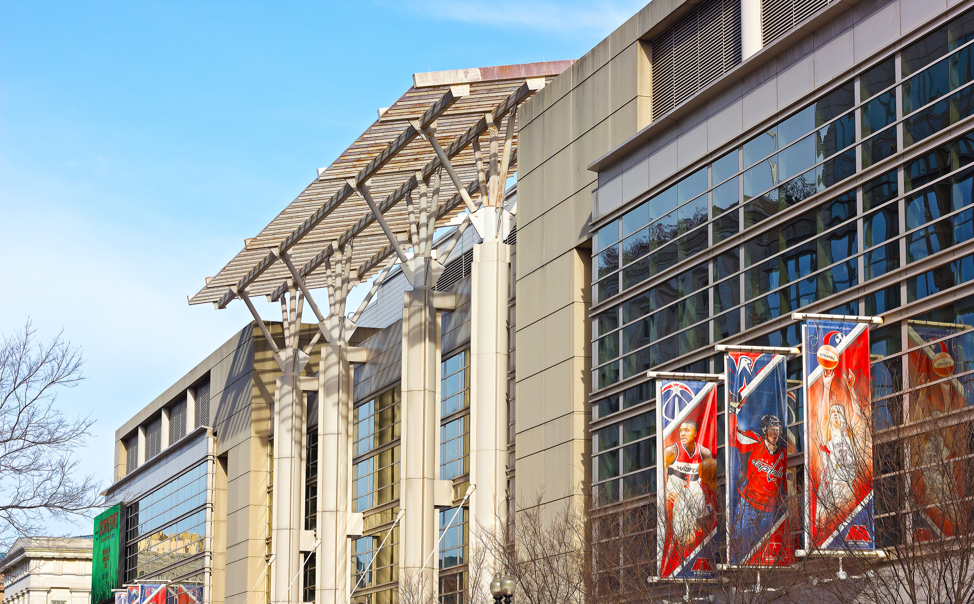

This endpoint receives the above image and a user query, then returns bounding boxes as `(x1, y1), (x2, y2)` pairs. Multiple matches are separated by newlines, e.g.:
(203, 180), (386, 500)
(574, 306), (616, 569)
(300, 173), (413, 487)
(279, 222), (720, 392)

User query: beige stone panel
(649, 139), (678, 188)
(776, 52), (814, 111)
(543, 356), (588, 423)
(515, 217), (545, 279)
(571, 63), (612, 136)
(543, 200), (573, 265)
(514, 450), (545, 509)
(677, 120), (708, 170)
(516, 267), (546, 328)
(608, 42), (640, 112)
(226, 539), (265, 565)
(543, 303), (587, 371)
(813, 21), (854, 88)
(515, 424), (544, 458)
(540, 441), (584, 504)
(542, 252), (576, 317)
(742, 78), (778, 131)
(707, 99), (743, 152)
(597, 175), (622, 217)
(518, 117), (544, 179)
(853, 0), (900, 64)
(227, 436), (253, 481)
(545, 413), (588, 454)
(516, 169), (545, 231)
(226, 507), (251, 549)
(608, 97), (639, 150)
(622, 157), (649, 202)
(542, 94), (574, 162)
(515, 319), (544, 379)
(226, 471), (252, 517)
(900, 0), (945, 36)
(516, 371), (545, 432)
(572, 117), (612, 175)
(224, 555), (269, 601)
(542, 146), (575, 214)
(570, 188), (594, 251)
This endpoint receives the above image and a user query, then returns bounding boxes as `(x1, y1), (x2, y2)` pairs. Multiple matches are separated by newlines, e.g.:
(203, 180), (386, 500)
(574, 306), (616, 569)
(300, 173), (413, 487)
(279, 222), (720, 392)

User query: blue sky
(0, 0), (644, 536)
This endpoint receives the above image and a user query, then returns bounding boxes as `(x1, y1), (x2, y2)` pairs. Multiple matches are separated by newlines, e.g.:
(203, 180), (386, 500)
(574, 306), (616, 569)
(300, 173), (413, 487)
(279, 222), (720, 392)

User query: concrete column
(186, 387), (196, 431)
(469, 239), (511, 582)
(137, 425), (146, 467)
(318, 341), (358, 604)
(399, 288), (442, 600)
(272, 349), (309, 604)
(741, 0), (762, 60)
(160, 406), (171, 450)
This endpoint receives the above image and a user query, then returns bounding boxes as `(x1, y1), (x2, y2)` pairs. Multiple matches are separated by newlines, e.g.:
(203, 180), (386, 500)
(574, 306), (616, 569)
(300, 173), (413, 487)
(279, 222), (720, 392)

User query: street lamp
(490, 573), (515, 604)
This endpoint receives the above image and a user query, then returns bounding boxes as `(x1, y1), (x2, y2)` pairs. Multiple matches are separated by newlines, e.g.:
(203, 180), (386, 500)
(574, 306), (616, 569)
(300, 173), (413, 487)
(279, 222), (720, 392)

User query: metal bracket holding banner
(646, 370), (725, 382)
(714, 344), (801, 356)
(792, 312), (883, 324)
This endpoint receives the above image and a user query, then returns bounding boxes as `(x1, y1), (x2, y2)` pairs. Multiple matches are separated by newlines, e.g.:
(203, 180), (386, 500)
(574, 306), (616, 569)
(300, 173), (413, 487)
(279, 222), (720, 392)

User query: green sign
(91, 504), (123, 604)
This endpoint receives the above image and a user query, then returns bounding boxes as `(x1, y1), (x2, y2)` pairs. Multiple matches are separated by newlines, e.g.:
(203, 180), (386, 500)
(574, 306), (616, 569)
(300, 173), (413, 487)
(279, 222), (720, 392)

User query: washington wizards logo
(661, 381), (695, 422)
(823, 331), (844, 347)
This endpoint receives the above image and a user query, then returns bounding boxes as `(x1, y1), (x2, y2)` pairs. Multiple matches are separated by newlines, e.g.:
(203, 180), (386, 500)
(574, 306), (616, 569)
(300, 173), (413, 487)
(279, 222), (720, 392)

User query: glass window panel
(712, 149), (739, 184)
(714, 309), (741, 342)
(649, 185), (678, 221)
(744, 231), (779, 267)
(678, 195), (708, 234)
(679, 168), (708, 204)
(865, 283), (901, 315)
(713, 250), (740, 280)
(712, 176), (739, 214)
(779, 167), (822, 208)
(906, 182), (951, 230)
(818, 222), (858, 265)
(595, 426), (619, 454)
(622, 256), (651, 291)
(596, 394), (620, 419)
(595, 245), (619, 279)
(622, 318), (651, 355)
(951, 83), (974, 124)
(903, 26), (948, 77)
(949, 8), (974, 51)
(817, 112), (856, 159)
(745, 260), (778, 301)
(864, 169), (899, 211)
(952, 165), (974, 210)
(903, 58), (950, 114)
(713, 212), (739, 244)
(950, 46), (974, 90)
(621, 292), (651, 325)
(778, 105), (815, 148)
(815, 82), (855, 125)
(743, 158), (776, 198)
(623, 412), (654, 443)
(861, 57), (895, 100)
(865, 242), (899, 281)
(621, 228), (651, 265)
(598, 333), (619, 364)
(904, 95), (950, 147)
(713, 280), (740, 313)
(596, 451), (619, 481)
(743, 129), (776, 168)
(678, 263), (709, 297)
(622, 468), (656, 499)
(597, 362), (619, 389)
(622, 382), (653, 409)
(596, 219), (620, 252)
(623, 440), (654, 474)
(907, 217), (953, 263)
(651, 242), (678, 275)
(743, 189), (779, 228)
(678, 226), (708, 261)
(597, 276), (619, 303)
(596, 308), (619, 336)
(862, 90), (896, 137)
(778, 134), (816, 182)
(865, 207), (899, 248)
(862, 128), (897, 169)
(821, 149), (856, 187)
(622, 203), (649, 238)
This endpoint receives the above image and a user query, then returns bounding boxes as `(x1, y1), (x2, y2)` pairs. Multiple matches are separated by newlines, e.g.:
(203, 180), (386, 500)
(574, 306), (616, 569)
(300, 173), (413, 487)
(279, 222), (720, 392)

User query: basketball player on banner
(726, 352), (794, 566)
(656, 379), (719, 579)
(803, 320), (875, 551)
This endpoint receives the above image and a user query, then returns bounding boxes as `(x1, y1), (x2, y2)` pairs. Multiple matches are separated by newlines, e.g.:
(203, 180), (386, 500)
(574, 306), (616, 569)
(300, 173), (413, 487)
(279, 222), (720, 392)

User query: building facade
(104, 0), (974, 602)
(1, 538), (93, 604)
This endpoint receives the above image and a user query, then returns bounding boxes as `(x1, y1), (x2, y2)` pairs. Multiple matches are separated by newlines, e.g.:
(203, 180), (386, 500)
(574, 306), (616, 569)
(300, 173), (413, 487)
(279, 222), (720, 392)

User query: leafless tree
(0, 320), (101, 549)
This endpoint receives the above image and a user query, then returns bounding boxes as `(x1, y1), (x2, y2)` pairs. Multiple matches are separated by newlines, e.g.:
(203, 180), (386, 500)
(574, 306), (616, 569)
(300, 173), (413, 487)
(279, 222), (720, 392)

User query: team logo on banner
(139, 584), (167, 604)
(803, 320), (874, 551)
(906, 323), (972, 539)
(174, 584), (203, 604)
(114, 592), (127, 604)
(127, 586), (139, 604)
(726, 353), (794, 566)
(657, 380), (719, 578)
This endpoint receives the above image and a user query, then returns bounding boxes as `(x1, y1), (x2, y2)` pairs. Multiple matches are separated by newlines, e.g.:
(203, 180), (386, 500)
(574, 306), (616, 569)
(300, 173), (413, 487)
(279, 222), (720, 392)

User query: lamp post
(490, 573), (515, 604)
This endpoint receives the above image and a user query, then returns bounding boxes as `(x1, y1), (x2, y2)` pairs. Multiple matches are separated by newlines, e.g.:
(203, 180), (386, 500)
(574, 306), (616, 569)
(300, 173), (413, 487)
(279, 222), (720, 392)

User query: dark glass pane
(596, 308), (619, 335)
(597, 219), (620, 251)
(818, 260), (858, 297)
(713, 212), (739, 244)
(677, 195), (708, 234)
(744, 231), (779, 267)
(815, 83), (854, 125)
(621, 227), (652, 265)
(745, 292), (785, 328)
(714, 310), (741, 341)
(678, 291), (709, 328)
(743, 189), (779, 228)
(713, 149), (739, 184)
(864, 206), (899, 247)
(865, 242), (899, 280)
(862, 128), (898, 168)
(743, 159), (776, 198)
(651, 242), (678, 275)
(653, 277), (679, 310)
(678, 227), (707, 261)
(955, 207), (974, 245)
(622, 202), (649, 237)
(679, 168), (708, 204)
(622, 256), (651, 290)
(905, 97), (950, 148)
(597, 276), (619, 303)
(623, 412), (655, 442)
(780, 241), (817, 283)
(950, 45), (974, 90)
(903, 58), (949, 114)
(865, 284), (901, 315)
(902, 25), (948, 77)
(712, 176), (739, 214)
(907, 216), (952, 263)
(863, 169), (898, 211)
(821, 149), (856, 187)
(949, 8), (974, 51)
(951, 82), (974, 126)
(713, 250), (739, 280)
(623, 382), (652, 409)
(623, 346), (654, 379)
(745, 259), (779, 301)
(778, 134), (816, 181)
(819, 190), (856, 228)
(906, 182), (951, 230)
(862, 90), (896, 137)
(905, 144), (952, 191)
(779, 168), (822, 208)
(819, 222), (858, 265)
(596, 245), (619, 279)
(597, 363), (620, 389)
(596, 394), (620, 419)
(678, 263), (709, 297)
(952, 165), (974, 210)
(860, 57), (895, 100)
(598, 333), (619, 364)
(781, 209), (817, 250)
(623, 440), (654, 474)
(743, 129), (776, 167)
(622, 291), (651, 325)
(622, 318), (651, 355)
(622, 468), (655, 499)
(649, 185), (678, 221)
(778, 105), (815, 148)
(817, 112), (856, 158)
(597, 450), (620, 480)
(953, 131), (974, 168)
(713, 280), (740, 313)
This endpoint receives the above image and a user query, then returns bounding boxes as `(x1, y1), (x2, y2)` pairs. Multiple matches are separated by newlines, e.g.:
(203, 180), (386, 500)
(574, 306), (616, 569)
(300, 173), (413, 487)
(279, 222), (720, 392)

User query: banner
(126, 586), (139, 604)
(656, 379), (719, 578)
(726, 353), (793, 566)
(139, 584), (167, 604)
(113, 591), (127, 604)
(173, 584), (203, 604)
(91, 504), (124, 604)
(803, 319), (874, 551)
(906, 323), (972, 539)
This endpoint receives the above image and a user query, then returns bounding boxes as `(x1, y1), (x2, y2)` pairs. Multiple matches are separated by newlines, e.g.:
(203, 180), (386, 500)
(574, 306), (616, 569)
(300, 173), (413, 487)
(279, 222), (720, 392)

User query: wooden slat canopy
(189, 61), (572, 308)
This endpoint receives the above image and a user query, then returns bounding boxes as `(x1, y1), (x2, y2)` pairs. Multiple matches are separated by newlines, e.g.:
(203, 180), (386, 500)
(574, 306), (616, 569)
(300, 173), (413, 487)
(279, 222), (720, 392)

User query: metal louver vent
(762, 0), (830, 46)
(434, 250), (473, 292)
(195, 380), (210, 428)
(504, 224), (517, 246)
(651, 0), (742, 120)
(126, 435), (138, 474)
(145, 417), (161, 460)
(169, 398), (187, 444)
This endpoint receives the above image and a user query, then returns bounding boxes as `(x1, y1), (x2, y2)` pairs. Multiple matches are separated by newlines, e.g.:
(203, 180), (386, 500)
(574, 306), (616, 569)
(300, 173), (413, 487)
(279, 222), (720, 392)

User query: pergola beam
(215, 86), (467, 309)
